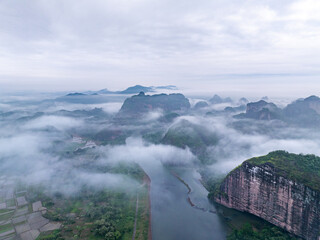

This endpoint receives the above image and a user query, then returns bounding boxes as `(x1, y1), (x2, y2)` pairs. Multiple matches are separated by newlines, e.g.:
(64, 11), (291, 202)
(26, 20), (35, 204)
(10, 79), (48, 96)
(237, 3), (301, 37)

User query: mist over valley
(1, 85), (320, 239)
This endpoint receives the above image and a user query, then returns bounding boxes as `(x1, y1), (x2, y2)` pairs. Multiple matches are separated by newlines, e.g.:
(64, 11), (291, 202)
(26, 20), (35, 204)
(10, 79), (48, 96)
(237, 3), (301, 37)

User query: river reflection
(142, 162), (227, 240)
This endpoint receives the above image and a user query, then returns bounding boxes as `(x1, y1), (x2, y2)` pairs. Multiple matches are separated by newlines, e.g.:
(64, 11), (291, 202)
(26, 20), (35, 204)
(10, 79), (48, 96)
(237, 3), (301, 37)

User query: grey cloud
(0, 125), (140, 195)
(3, 90), (320, 199)
(23, 115), (84, 131)
(0, 0), (320, 94)
(0, 98), (197, 196)
(97, 137), (196, 166)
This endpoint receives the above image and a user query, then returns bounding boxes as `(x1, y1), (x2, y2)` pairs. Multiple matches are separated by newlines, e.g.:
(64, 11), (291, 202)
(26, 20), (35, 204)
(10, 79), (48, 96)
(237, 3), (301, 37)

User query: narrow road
(132, 193), (139, 240)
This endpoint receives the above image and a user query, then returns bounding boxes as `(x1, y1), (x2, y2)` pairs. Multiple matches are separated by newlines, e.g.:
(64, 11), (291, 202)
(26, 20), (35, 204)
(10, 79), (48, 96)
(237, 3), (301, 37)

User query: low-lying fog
(1, 90), (320, 195)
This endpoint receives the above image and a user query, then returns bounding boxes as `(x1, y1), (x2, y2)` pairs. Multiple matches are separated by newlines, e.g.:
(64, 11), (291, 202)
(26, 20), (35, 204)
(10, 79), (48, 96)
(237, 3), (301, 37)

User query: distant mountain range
(67, 85), (178, 96)
(234, 95), (320, 127)
(57, 89), (320, 128)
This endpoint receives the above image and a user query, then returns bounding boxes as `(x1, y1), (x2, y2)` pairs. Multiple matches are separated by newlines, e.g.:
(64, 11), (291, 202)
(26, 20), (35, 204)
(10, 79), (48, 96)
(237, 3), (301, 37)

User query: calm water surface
(142, 162), (228, 240)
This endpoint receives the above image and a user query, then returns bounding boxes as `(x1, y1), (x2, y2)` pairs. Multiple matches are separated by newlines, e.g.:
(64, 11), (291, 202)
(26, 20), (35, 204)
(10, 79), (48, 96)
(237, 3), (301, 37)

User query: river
(142, 161), (228, 240)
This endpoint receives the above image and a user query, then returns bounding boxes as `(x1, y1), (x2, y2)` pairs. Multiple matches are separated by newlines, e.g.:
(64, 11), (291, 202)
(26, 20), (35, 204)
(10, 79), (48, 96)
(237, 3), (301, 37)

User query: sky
(0, 0), (320, 95)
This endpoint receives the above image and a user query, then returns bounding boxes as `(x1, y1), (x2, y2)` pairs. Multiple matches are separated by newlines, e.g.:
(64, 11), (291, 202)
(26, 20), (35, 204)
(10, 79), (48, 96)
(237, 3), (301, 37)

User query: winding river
(142, 162), (228, 240)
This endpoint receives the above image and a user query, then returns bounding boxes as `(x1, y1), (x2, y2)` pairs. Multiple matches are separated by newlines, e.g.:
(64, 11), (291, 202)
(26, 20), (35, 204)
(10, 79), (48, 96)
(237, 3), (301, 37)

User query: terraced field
(0, 184), (60, 240)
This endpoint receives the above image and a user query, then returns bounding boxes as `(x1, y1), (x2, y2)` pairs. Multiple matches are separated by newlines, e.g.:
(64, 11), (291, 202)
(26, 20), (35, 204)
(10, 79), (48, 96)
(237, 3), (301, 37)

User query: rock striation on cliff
(213, 151), (320, 240)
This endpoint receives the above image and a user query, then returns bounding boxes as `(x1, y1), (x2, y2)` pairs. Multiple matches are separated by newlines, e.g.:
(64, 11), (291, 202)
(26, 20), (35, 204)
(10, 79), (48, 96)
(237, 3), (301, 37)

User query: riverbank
(143, 163), (227, 240)
(170, 169), (217, 213)
(143, 174), (152, 240)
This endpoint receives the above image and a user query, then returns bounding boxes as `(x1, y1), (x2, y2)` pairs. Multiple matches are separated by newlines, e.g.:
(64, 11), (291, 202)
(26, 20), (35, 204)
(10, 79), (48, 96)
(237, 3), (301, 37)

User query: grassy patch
(0, 211), (14, 221)
(247, 151), (320, 191)
(14, 220), (28, 227)
(17, 205), (28, 211)
(0, 223), (13, 234)
(0, 209), (11, 214)
(28, 163), (150, 240)
(28, 203), (33, 213)
(135, 187), (150, 240)
(36, 229), (62, 240)
(6, 199), (15, 207)
(15, 192), (26, 198)
(214, 204), (298, 240)
(227, 222), (298, 240)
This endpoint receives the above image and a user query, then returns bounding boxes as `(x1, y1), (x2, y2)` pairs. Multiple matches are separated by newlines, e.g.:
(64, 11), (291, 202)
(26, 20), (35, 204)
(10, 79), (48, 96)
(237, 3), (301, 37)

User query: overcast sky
(1, 0), (320, 96)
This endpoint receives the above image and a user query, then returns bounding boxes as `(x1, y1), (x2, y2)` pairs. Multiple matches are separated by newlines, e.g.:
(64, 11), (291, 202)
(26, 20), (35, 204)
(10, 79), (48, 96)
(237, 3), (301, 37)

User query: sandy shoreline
(170, 170), (217, 214)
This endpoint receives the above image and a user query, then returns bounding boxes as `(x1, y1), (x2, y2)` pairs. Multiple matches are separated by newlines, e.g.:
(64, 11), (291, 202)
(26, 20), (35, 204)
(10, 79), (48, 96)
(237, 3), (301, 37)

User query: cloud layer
(2, 91), (320, 197)
(0, 0), (320, 94)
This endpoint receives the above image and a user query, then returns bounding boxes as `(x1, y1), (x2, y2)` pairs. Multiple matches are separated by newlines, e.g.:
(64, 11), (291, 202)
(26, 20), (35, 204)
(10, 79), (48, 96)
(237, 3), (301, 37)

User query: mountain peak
(304, 95), (320, 102)
(66, 92), (86, 96)
(209, 94), (232, 104)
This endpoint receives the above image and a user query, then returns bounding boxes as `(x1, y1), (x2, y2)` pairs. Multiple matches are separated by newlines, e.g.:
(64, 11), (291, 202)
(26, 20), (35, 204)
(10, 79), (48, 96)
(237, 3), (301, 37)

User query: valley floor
(0, 182), (60, 240)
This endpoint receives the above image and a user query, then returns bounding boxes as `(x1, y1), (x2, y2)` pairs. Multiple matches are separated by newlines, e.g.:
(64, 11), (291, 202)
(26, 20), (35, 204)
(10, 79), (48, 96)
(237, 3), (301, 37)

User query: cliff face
(234, 100), (282, 120)
(117, 92), (190, 118)
(283, 96), (320, 127)
(246, 100), (282, 120)
(214, 162), (320, 240)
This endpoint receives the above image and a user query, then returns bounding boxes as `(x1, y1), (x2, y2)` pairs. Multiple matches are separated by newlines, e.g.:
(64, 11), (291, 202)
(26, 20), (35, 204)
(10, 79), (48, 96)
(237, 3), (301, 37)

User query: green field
(6, 198), (16, 207)
(0, 211), (14, 221)
(0, 223), (13, 234)
(32, 163), (150, 240)
(35, 186), (149, 240)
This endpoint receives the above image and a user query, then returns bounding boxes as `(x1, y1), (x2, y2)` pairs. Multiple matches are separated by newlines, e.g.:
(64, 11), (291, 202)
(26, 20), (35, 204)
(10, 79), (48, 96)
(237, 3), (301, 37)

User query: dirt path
(144, 174), (152, 240)
(132, 194), (139, 240)
(132, 172), (152, 240)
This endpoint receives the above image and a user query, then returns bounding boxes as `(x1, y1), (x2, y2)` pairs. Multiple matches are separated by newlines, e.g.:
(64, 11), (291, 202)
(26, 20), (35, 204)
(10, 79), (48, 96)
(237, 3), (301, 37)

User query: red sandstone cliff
(214, 161), (320, 240)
